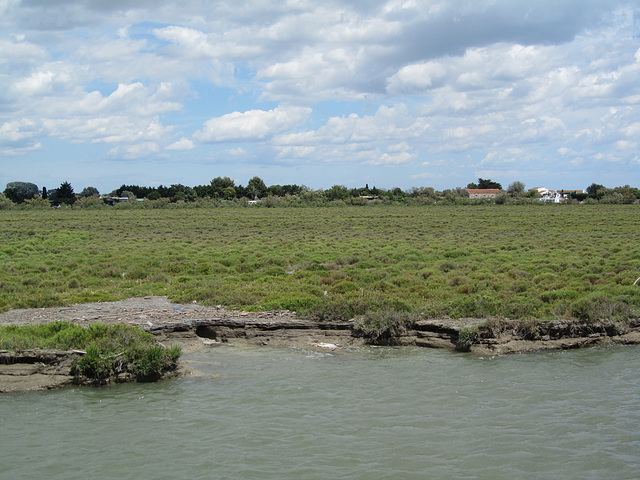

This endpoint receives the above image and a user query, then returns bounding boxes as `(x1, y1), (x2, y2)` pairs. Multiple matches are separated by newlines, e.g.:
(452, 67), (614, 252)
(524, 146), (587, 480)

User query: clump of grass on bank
(0, 321), (181, 383)
(353, 309), (417, 344)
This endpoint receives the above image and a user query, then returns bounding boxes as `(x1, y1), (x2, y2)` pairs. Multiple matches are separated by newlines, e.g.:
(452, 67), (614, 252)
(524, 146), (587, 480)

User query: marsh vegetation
(0, 204), (638, 327)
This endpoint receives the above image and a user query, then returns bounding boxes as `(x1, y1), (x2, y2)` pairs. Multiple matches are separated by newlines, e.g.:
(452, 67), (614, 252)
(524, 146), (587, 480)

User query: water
(2, 345), (639, 479)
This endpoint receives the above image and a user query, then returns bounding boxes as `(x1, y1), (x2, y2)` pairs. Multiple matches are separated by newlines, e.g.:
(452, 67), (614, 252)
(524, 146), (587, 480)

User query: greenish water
(2, 345), (639, 479)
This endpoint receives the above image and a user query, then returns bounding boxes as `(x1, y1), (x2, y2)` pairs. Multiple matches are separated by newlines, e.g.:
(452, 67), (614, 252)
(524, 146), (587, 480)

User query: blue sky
(1, 0), (639, 194)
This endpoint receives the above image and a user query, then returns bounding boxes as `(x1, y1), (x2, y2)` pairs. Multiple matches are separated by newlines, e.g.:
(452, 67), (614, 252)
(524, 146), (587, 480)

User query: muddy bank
(1, 296), (640, 392)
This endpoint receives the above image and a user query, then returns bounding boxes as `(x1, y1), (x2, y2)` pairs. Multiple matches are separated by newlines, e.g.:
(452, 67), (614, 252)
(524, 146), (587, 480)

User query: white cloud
(193, 106), (311, 143)
(167, 137), (195, 151)
(226, 147), (247, 156)
(411, 172), (437, 179)
(42, 116), (171, 145)
(1, 1), (639, 191)
(108, 142), (161, 160)
(368, 151), (416, 166)
(14, 70), (54, 94)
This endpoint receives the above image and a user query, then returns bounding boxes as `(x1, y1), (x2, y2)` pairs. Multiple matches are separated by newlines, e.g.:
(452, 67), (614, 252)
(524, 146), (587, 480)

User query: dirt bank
(2, 296), (639, 392)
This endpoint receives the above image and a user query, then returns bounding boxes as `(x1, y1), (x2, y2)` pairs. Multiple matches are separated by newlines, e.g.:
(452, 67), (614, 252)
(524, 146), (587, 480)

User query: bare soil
(0, 295), (295, 329)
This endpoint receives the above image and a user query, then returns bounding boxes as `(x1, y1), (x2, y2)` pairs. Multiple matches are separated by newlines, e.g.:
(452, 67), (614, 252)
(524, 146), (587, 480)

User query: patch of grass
(455, 326), (478, 351)
(353, 309), (416, 344)
(0, 321), (181, 384)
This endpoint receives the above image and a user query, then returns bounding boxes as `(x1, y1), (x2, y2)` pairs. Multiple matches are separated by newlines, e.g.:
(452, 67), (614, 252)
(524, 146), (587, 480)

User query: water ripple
(2, 345), (639, 479)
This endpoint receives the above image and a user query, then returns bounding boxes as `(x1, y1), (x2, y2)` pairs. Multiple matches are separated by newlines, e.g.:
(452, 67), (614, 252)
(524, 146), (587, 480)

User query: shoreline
(2, 296), (639, 392)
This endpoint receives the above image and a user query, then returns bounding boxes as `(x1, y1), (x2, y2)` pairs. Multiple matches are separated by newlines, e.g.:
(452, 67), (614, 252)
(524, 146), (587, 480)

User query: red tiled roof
(464, 189), (501, 194)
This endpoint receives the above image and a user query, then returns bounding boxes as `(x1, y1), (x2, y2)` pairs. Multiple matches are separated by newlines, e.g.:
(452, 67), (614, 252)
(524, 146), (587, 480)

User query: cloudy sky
(1, 0), (639, 194)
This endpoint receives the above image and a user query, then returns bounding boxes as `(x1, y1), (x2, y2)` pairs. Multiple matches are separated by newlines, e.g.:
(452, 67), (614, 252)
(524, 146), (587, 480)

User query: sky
(1, 0), (640, 194)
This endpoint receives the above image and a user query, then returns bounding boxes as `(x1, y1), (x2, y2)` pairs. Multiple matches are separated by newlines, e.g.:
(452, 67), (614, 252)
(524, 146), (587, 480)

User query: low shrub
(353, 309), (416, 344)
(302, 295), (374, 322)
(570, 293), (632, 322)
(73, 342), (112, 381)
(455, 326), (478, 351)
(516, 318), (544, 340)
(134, 345), (166, 381)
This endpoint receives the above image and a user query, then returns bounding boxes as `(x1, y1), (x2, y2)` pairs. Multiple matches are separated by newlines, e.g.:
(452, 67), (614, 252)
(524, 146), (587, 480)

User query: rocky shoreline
(2, 296), (639, 392)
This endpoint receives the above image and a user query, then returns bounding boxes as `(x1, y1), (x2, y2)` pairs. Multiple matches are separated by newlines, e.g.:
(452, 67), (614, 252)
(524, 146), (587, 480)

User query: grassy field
(1, 204), (639, 322)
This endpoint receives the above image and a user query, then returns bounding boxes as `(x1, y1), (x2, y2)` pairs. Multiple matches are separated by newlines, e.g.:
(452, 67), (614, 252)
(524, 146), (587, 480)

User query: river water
(2, 345), (639, 479)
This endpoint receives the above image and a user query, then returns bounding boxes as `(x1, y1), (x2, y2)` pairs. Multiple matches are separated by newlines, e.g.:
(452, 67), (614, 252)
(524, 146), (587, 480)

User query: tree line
(2, 178), (640, 208)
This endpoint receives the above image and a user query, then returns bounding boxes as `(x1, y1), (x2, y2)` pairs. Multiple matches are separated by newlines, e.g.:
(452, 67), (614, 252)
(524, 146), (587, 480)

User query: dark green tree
(247, 176), (267, 199)
(54, 181), (76, 205)
(221, 186), (236, 200)
(4, 181), (38, 203)
(79, 186), (100, 197)
(267, 184), (284, 196)
(586, 183), (607, 199)
(210, 176), (235, 198)
(282, 184), (302, 196)
(477, 178), (502, 189)
(114, 185), (155, 198)
(234, 184), (248, 198)
(168, 184), (196, 202)
(324, 185), (350, 201)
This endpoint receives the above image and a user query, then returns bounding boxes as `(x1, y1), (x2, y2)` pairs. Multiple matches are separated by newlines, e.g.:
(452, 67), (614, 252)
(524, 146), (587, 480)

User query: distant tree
(79, 186), (100, 197)
(146, 191), (161, 201)
(247, 176), (267, 199)
(4, 181), (39, 203)
(156, 185), (171, 198)
(391, 187), (404, 198)
(115, 184), (155, 198)
(51, 181), (75, 205)
(408, 186), (436, 198)
(282, 184), (302, 196)
(477, 178), (502, 189)
(221, 186), (236, 200)
(507, 181), (525, 197)
(324, 185), (350, 201)
(586, 183), (607, 199)
(466, 182), (478, 189)
(234, 184), (248, 198)
(267, 184), (284, 197)
(612, 185), (640, 203)
(274, 185), (293, 196)
(193, 184), (213, 198)
(210, 177), (235, 198)
(168, 184), (196, 202)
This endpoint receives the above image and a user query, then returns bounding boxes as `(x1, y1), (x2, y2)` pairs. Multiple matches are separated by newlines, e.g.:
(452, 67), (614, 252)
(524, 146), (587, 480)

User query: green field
(1, 204), (639, 322)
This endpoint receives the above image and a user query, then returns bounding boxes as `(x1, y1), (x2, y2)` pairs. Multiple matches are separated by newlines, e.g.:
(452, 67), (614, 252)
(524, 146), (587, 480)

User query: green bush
(303, 295), (373, 322)
(134, 345), (166, 381)
(73, 343), (112, 381)
(353, 309), (415, 344)
(570, 293), (631, 322)
(455, 326), (478, 351)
